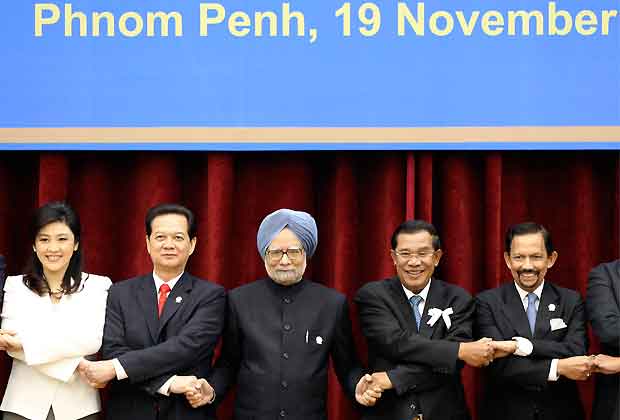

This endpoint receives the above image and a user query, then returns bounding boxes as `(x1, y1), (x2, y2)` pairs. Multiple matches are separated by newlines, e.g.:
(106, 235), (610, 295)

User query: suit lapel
(419, 279), (442, 338)
(534, 282), (559, 339)
(158, 273), (193, 338)
(388, 277), (418, 333)
(500, 283), (533, 339)
(135, 275), (159, 343)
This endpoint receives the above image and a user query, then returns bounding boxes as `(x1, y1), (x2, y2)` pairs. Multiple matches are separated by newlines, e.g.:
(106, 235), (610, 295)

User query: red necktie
(158, 283), (171, 318)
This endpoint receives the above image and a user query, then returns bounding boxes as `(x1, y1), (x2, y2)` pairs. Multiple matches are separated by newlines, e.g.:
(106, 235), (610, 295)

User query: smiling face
(146, 213), (196, 279)
(504, 232), (557, 292)
(34, 221), (79, 279)
(391, 230), (442, 294)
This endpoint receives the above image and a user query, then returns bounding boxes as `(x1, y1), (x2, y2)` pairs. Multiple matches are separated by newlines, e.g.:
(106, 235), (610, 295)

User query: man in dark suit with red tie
(81, 204), (225, 420)
(476, 222), (591, 420)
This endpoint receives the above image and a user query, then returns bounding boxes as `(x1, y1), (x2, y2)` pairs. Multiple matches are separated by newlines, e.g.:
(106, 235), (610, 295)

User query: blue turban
(257, 209), (318, 259)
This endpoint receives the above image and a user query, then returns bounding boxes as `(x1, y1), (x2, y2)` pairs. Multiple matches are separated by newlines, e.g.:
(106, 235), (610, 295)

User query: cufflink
(176, 296), (183, 303)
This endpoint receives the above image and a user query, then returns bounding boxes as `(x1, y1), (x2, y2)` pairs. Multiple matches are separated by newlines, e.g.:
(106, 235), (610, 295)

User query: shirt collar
(514, 280), (545, 302)
(153, 271), (184, 293)
(401, 278), (432, 302)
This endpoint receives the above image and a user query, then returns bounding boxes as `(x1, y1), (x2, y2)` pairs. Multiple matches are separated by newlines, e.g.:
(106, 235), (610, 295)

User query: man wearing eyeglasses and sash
(189, 209), (379, 419)
(355, 220), (497, 420)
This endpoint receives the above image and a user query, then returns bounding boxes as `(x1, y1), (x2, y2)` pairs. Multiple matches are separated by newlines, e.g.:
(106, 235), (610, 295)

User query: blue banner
(2, 0), (619, 129)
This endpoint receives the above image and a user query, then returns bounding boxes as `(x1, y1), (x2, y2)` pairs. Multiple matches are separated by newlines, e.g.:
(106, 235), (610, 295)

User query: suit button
(280, 409), (286, 417)
(282, 352), (289, 359)
(283, 297), (292, 304)
(283, 323), (291, 331)
(281, 380), (288, 389)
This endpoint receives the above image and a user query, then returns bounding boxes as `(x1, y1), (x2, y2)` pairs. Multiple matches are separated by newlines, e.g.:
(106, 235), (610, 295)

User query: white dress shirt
(402, 278), (432, 317)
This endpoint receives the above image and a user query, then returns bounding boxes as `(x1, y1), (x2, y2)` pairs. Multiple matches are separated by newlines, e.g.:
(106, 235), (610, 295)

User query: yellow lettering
(398, 2), (424, 36)
(548, 2), (572, 36)
(200, 3), (225, 36)
(34, 3), (60, 36)
(282, 3), (304, 37)
(255, 11), (278, 37)
(119, 12), (143, 37)
(601, 10), (618, 35)
(481, 11), (504, 36)
(147, 11), (182, 37)
(228, 11), (251, 36)
(429, 11), (453, 36)
(64, 3), (87, 37)
(507, 10), (543, 36)
(455, 10), (479, 36)
(92, 12), (114, 37)
(575, 10), (597, 35)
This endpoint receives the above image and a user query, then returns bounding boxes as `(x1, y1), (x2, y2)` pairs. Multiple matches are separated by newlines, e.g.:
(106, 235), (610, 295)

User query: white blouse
(0, 273), (111, 420)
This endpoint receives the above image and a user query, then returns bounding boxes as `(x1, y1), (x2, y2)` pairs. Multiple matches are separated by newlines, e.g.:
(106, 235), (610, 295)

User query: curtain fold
(0, 150), (617, 420)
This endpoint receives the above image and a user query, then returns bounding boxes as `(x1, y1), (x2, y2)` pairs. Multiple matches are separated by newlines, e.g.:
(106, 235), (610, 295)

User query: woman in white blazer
(0, 202), (112, 420)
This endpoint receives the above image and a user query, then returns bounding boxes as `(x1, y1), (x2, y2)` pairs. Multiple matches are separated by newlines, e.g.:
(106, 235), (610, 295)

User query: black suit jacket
(586, 260), (620, 420)
(354, 277), (474, 420)
(476, 281), (586, 420)
(102, 273), (226, 420)
(209, 278), (364, 420)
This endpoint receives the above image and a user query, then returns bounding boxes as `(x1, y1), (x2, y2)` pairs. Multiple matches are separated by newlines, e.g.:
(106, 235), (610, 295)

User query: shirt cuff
(548, 359), (560, 381)
(112, 358), (128, 380)
(511, 337), (533, 356)
(158, 376), (177, 396)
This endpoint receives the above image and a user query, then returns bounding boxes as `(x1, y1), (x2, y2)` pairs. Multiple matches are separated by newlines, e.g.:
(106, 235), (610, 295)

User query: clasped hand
(78, 359), (115, 388)
(589, 354), (620, 376)
(174, 376), (215, 408)
(0, 329), (22, 352)
(458, 337), (515, 367)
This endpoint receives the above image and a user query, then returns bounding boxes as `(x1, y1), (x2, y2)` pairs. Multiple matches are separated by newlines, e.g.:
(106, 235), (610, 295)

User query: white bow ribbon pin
(427, 307), (454, 329)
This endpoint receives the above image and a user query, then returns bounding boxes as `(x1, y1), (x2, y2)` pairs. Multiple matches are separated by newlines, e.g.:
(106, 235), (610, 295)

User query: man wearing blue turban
(189, 209), (380, 419)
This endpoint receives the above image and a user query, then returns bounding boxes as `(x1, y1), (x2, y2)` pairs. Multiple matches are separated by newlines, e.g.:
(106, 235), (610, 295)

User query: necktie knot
(527, 292), (538, 306)
(409, 295), (423, 331)
(158, 283), (171, 317)
(410, 295), (422, 306)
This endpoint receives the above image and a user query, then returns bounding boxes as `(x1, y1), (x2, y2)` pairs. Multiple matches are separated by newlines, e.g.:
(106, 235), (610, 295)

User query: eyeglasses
(393, 250), (436, 261)
(265, 247), (304, 263)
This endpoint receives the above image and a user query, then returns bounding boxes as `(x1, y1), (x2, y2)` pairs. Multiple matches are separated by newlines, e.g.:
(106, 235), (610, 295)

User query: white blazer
(0, 273), (111, 420)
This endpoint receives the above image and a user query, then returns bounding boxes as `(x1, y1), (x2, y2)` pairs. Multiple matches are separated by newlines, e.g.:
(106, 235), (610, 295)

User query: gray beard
(269, 270), (303, 286)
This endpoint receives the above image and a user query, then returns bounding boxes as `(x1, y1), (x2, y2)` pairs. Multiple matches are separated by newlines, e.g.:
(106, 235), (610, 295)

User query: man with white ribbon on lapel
(354, 220), (496, 420)
(476, 222), (591, 420)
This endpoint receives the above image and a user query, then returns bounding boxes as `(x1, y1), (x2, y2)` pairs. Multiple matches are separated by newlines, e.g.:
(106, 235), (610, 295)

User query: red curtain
(0, 150), (617, 419)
